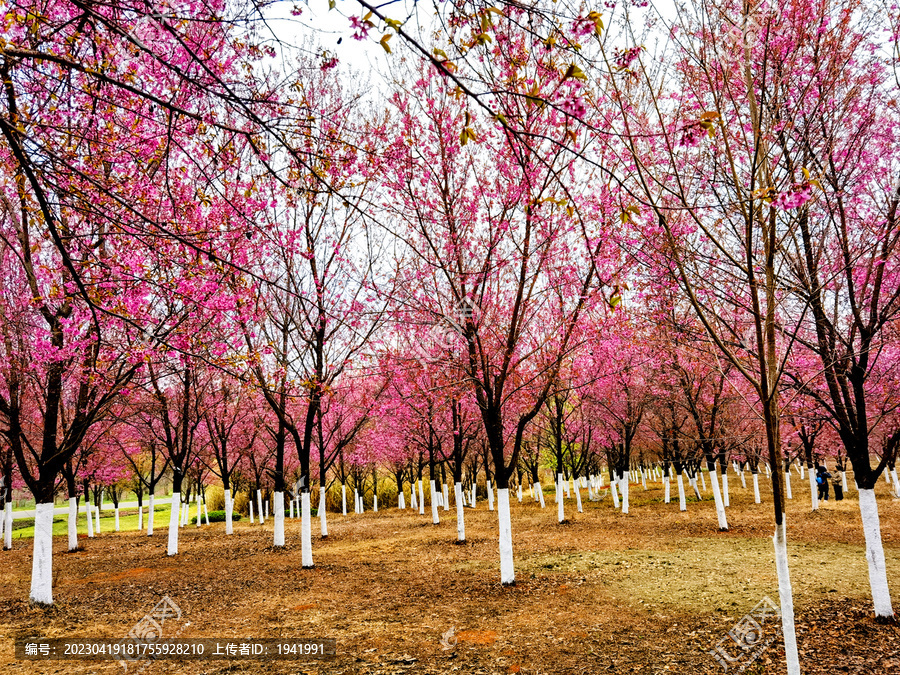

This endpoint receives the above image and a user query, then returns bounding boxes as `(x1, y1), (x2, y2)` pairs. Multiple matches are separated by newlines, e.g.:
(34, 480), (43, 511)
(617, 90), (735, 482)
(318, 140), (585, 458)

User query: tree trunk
(455, 482), (466, 542)
(858, 489), (893, 617)
(301, 492), (314, 568)
(497, 489), (514, 585)
(29, 503), (55, 605)
(273, 491), (285, 547)
(147, 492), (155, 535)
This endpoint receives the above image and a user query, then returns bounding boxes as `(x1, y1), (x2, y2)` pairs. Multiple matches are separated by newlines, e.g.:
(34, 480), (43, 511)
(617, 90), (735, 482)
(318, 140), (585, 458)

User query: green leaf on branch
(562, 63), (587, 82)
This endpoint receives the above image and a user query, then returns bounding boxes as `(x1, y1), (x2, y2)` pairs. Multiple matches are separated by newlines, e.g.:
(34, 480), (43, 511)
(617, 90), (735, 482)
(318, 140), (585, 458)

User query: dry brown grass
(1, 478), (899, 674)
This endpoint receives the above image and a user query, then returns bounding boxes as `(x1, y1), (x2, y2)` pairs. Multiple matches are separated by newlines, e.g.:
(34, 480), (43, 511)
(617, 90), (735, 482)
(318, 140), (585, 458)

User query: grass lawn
(11, 505), (192, 539)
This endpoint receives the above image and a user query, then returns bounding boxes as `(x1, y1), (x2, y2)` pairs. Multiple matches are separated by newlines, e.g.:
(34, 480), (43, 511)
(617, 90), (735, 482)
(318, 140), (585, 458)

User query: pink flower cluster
(677, 122), (706, 147)
(571, 16), (597, 38)
(773, 183), (813, 210)
(558, 94), (587, 119)
(614, 46), (642, 71)
(349, 16), (371, 41)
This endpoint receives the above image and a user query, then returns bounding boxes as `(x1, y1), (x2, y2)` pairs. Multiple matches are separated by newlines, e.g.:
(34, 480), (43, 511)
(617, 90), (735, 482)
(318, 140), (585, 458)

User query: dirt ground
(2, 481), (900, 674)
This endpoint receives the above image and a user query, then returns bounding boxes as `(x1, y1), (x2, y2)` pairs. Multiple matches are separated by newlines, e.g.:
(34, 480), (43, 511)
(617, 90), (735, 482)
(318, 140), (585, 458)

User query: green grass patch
(190, 510), (242, 524)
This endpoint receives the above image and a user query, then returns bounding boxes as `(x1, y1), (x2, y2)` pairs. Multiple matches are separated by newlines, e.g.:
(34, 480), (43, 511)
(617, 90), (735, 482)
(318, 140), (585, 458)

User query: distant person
(816, 465), (831, 501)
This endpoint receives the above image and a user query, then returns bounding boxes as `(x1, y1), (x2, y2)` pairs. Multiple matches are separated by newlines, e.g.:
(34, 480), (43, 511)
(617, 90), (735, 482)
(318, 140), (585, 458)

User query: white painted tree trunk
(487, 480), (495, 511)
(842, 470), (849, 493)
(319, 489), (328, 537)
(256, 490), (264, 524)
(195, 493), (201, 528)
(641, 469), (647, 491)
(430, 480), (440, 524)
(574, 479), (583, 513)
(86, 501), (94, 538)
(3, 502), (10, 549)
(224, 489), (233, 535)
(699, 470), (707, 492)
(663, 476), (670, 504)
(354, 489), (360, 514)
(709, 469), (728, 531)
(471, 483), (476, 508)
(691, 475), (702, 500)
(891, 470), (900, 498)
(114, 507), (120, 532)
(740, 470), (747, 489)
(532, 481), (539, 502)
(29, 503), (55, 605)
(301, 492), (314, 568)
(799, 464), (804, 480)
(620, 475), (629, 514)
(67, 497), (78, 551)
(773, 519), (801, 675)
(398, 490), (405, 510)
(204, 500), (210, 526)
(497, 489), (514, 586)
(167, 493), (180, 556)
(442, 483), (449, 511)
(455, 482), (465, 542)
(611, 474), (620, 509)
(677, 473), (686, 511)
(753, 473), (761, 503)
(536, 482), (545, 508)
(858, 489), (894, 617)
(95, 501), (101, 533)
(517, 484), (522, 502)
(722, 473), (730, 507)
(341, 484), (347, 515)
(374, 494), (378, 512)
(137, 503), (143, 532)
(265, 501), (269, 519)
(147, 494), (155, 535)
(411, 483), (417, 509)
(808, 470), (819, 511)
(564, 476), (571, 498)
(249, 500), (255, 524)
(557, 474), (565, 523)
(273, 491), (285, 547)
(418, 480), (425, 515)
(785, 470), (793, 499)
(289, 497), (294, 520)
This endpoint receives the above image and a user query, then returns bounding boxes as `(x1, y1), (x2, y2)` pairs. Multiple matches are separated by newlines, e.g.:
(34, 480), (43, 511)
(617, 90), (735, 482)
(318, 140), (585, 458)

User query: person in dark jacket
(816, 465), (831, 501)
